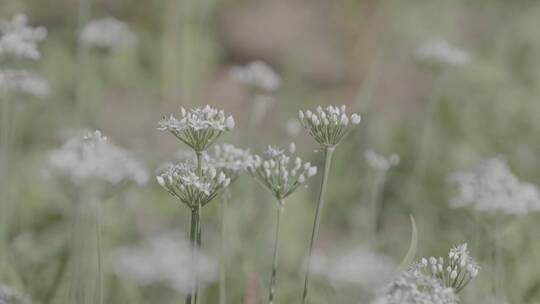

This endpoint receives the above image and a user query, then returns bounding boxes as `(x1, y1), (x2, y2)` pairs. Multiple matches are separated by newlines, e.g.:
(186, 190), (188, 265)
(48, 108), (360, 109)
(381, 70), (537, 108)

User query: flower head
(80, 17), (135, 49)
(365, 149), (400, 172)
(204, 144), (251, 181)
(0, 14), (47, 60)
(247, 144), (317, 201)
(44, 130), (148, 190)
(0, 283), (32, 304)
(158, 105), (235, 152)
(299, 105), (361, 147)
(449, 157), (540, 215)
(110, 233), (217, 295)
(229, 61), (281, 92)
(415, 243), (479, 293)
(415, 39), (471, 67)
(156, 162), (230, 208)
(0, 69), (49, 97)
(372, 267), (459, 304)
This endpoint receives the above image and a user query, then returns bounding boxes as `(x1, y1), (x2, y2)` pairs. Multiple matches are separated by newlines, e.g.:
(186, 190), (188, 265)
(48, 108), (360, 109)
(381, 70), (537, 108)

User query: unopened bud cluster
(299, 105), (361, 147)
(157, 163), (231, 209)
(247, 144), (317, 201)
(417, 243), (479, 293)
(158, 105), (235, 152)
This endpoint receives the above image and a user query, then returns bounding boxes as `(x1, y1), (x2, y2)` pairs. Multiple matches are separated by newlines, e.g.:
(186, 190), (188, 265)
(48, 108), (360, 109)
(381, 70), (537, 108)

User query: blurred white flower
(285, 118), (302, 138)
(0, 69), (49, 97)
(449, 157), (540, 215)
(371, 267), (459, 304)
(415, 39), (471, 66)
(158, 105), (235, 152)
(80, 17), (135, 49)
(0, 14), (47, 60)
(365, 150), (400, 172)
(0, 283), (31, 304)
(229, 61), (281, 92)
(44, 130), (148, 189)
(299, 105), (361, 147)
(247, 144), (317, 200)
(308, 248), (397, 289)
(251, 95), (275, 124)
(204, 143), (251, 180)
(110, 233), (218, 295)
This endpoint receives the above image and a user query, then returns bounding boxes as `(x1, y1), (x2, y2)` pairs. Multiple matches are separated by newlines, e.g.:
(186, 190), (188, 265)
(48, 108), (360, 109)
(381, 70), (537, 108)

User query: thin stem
(75, 0), (92, 122)
(493, 221), (505, 300)
(302, 146), (335, 304)
(219, 191), (230, 304)
(0, 96), (11, 252)
(95, 201), (103, 304)
(269, 201), (283, 304)
(193, 151), (203, 304)
(187, 208), (199, 304)
(371, 171), (386, 237)
(44, 246), (69, 304)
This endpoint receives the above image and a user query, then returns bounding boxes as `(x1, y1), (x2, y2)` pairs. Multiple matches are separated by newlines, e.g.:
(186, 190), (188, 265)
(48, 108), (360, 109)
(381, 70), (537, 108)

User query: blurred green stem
(44, 246), (69, 304)
(269, 201), (283, 304)
(371, 171), (386, 237)
(493, 220), (506, 301)
(0, 97), (11, 251)
(219, 190), (230, 304)
(302, 146), (335, 304)
(75, 0), (92, 122)
(187, 207), (199, 304)
(96, 199), (103, 304)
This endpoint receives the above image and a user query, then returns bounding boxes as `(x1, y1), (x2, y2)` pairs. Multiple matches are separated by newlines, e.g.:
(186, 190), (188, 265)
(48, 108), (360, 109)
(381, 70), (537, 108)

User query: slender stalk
(193, 151), (203, 304)
(44, 246), (69, 304)
(75, 0), (92, 122)
(493, 221), (505, 301)
(269, 201), (284, 304)
(302, 146), (335, 304)
(219, 190), (230, 304)
(0, 97), (11, 252)
(95, 200), (103, 304)
(187, 208), (199, 304)
(371, 171), (386, 237)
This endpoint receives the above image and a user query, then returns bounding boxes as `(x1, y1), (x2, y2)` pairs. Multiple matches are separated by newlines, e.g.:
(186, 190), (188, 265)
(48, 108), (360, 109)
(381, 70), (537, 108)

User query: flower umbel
(299, 105), (361, 147)
(156, 162), (231, 209)
(0, 283), (31, 304)
(0, 14), (47, 60)
(416, 243), (479, 293)
(80, 17), (135, 49)
(204, 144), (251, 181)
(0, 69), (49, 97)
(158, 105), (235, 152)
(365, 149), (400, 172)
(247, 144), (317, 200)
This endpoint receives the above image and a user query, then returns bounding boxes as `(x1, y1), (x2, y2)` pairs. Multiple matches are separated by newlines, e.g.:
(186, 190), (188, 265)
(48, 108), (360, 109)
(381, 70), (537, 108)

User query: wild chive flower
(0, 283), (31, 304)
(416, 243), (479, 293)
(0, 69), (49, 97)
(110, 233), (218, 295)
(158, 105), (235, 153)
(156, 162), (231, 209)
(204, 144), (251, 181)
(365, 149), (400, 172)
(44, 130), (148, 189)
(80, 18), (135, 49)
(449, 157), (540, 215)
(308, 248), (397, 289)
(0, 14), (47, 60)
(371, 268), (459, 304)
(415, 39), (471, 67)
(298, 105), (361, 148)
(247, 144), (317, 201)
(229, 61), (281, 92)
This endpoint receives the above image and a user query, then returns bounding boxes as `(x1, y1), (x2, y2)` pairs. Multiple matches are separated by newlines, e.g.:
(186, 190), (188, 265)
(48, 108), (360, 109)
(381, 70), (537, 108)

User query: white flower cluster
(449, 157), (540, 215)
(415, 39), (471, 67)
(417, 243), (479, 293)
(158, 105), (235, 152)
(0, 69), (49, 97)
(299, 105), (361, 147)
(80, 17), (135, 49)
(247, 144), (317, 201)
(110, 233), (217, 295)
(204, 144), (251, 180)
(44, 130), (148, 188)
(365, 149), (400, 172)
(156, 162), (230, 209)
(372, 267), (459, 304)
(0, 14), (47, 60)
(0, 283), (31, 304)
(229, 61), (281, 92)
(308, 248), (397, 289)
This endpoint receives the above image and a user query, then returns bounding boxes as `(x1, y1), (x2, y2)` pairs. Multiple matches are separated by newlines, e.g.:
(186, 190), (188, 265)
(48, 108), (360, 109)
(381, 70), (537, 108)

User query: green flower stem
(371, 171), (386, 237)
(43, 246), (69, 304)
(269, 201), (284, 304)
(75, 0), (92, 122)
(302, 146), (335, 304)
(95, 199), (103, 304)
(192, 151), (204, 304)
(187, 208), (199, 304)
(0, 97), (12, 251)
(219, 191), (230, 304)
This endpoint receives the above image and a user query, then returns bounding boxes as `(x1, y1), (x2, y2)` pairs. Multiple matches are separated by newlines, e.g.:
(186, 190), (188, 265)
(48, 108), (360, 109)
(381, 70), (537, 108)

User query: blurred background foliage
(2, 0), (540, 303)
